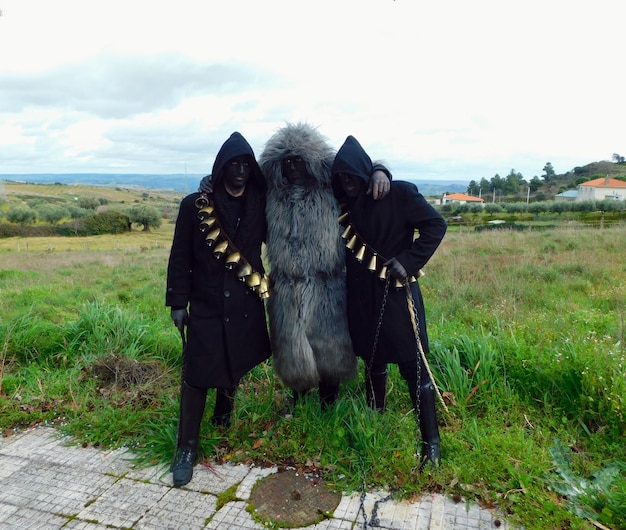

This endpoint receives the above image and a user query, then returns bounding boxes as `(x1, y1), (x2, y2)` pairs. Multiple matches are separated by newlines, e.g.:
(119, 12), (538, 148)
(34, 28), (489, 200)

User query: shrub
(57, 210), (131, 236)
(5, 205), (36, 225)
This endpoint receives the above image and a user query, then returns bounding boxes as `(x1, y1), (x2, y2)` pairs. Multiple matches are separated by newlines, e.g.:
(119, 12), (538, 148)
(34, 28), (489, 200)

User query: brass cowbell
(355, 245), (366, 263)
(199, 217), (217, 232)
(213, 241), (228, 259)
(346, 234), (358, 250)
(237, 261), (252, 280)
(246, 272), (261, 288)
(197, 204), (214, 219)
(225, 252), (241, 270)
(205, 227), (221, 246)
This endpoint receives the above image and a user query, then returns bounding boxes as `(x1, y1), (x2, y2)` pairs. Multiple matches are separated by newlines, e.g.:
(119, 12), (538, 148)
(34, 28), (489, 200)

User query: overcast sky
(1, 0), (624, 183)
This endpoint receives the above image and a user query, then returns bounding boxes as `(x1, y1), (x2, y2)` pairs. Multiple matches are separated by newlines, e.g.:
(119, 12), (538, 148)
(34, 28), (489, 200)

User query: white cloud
(1, 0), (624, 182)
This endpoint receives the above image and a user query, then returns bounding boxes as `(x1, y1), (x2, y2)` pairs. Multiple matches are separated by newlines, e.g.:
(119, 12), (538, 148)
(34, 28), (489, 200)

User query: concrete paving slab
(0, 427), (516, 530)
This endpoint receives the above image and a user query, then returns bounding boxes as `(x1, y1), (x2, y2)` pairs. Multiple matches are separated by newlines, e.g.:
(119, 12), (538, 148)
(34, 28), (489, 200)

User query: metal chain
(356, 276), (391, 528)
(367, 276), (391, 372)
(405, 283), (423, 471)
(357, 452), (369, 529)
(404, 283), (449, 414)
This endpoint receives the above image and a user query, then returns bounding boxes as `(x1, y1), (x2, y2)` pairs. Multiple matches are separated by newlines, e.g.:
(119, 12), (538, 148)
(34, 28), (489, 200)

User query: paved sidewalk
(0, 427), (513, 529)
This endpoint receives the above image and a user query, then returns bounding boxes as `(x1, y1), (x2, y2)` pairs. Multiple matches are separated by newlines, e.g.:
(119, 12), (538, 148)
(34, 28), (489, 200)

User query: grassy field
(1, 191), (625, 528)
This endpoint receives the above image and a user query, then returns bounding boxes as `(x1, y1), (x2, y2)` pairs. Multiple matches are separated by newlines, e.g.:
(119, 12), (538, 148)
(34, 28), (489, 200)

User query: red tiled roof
(444, 193), (485, 202)
(579, 177), (626, 188)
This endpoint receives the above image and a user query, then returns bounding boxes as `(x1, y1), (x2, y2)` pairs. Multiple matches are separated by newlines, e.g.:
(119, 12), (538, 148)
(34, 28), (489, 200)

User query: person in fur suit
(258, 122), (390, 408)
(331, 135), (447, 470)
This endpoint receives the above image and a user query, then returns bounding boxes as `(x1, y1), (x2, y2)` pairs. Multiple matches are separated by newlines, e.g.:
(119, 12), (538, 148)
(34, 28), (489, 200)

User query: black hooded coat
(166, 132), (271, 388)
(332, 136), (447, 365)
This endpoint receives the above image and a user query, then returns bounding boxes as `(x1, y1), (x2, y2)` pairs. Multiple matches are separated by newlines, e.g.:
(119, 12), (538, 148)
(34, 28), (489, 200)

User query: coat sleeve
(166, 195), (196, 308)
(395, 183), (447, 276)
(372, 161), (392, 181)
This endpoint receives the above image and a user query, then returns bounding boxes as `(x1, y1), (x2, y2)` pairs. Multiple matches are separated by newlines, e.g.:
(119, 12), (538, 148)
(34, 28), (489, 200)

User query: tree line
(466, 159), (626, 199)
(0, 195), (164, 233)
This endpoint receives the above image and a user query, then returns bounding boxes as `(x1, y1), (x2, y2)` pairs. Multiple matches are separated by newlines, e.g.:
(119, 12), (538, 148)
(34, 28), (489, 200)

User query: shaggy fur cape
(259, 123), (356, 391)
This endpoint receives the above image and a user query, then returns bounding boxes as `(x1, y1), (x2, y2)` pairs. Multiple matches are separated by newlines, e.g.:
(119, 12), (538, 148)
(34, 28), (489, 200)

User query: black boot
(365, 369), (388, 412)
(280, 389), (305, 417)
(412, 382), (441, 471)
(211, 387), (236, 428)
(172, 381), (207, 487)
(318, 382), (339, 411)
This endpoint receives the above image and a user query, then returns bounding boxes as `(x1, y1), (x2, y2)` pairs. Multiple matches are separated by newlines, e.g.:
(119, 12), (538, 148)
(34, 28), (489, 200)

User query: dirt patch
(86, 354), (173, 407)
(249, 468), (341, 527)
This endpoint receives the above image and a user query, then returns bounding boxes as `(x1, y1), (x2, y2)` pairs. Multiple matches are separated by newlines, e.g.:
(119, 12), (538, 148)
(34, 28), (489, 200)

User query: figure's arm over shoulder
(369, 161), (392, 200)
(198, 174), (212, 194)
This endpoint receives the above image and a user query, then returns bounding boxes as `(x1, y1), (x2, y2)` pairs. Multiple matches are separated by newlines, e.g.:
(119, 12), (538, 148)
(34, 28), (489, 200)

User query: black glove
(170, 308), (188, 332)
(383, 257), (408, 283)
(198, 175), (213, 194)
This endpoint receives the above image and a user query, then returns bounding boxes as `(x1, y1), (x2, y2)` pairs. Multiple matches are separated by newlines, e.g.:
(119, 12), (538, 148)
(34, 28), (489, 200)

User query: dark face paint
(338, 173), (364, 198)
(282, 156), (310, 186)
(224, 156), (252, 195)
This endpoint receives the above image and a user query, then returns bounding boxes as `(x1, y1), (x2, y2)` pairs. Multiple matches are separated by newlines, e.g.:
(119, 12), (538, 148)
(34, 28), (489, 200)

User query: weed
(548, 439), (626, 528)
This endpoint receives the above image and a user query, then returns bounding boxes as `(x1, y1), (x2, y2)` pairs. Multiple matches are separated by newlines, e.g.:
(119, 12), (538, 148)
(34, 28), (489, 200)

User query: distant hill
(0, 173), (203, 195)
(540, 161), (626, 197)
(0, 174), (468, 197)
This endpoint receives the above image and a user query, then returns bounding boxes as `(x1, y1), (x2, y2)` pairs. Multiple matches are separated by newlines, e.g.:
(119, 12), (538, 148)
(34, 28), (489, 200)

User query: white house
(577, 176), (626, 201)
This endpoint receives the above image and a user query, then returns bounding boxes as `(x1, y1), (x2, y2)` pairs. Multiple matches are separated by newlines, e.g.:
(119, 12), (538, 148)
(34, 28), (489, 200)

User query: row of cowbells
(197, 203), (270, 299)
(341, 223), (423, 288)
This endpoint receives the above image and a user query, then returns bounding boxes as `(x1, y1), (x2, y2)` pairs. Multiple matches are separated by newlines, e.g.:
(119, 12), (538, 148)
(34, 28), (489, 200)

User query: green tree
(6, 205), (37, 225)
(129, 204), (162, 232)
(504, 169), (524, 195)
(77, 197), (100, 210)
(67, 206), (91, 219)
(36, 204), (69, 224)
(479, 178), (490, 194)
(467, 180), (480, 195)
(542, 162), (556, 182)
(529, 176), (543, 192)
(484, 203), (503, 214)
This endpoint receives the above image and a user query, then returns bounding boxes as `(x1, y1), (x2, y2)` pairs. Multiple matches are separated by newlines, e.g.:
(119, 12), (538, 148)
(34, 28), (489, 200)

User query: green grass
(1, 223), (625, 529)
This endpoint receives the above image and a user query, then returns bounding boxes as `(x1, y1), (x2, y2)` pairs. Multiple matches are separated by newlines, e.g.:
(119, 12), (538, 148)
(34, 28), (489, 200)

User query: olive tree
(129, 204), (162, 232)
(6, 205), (37, 225)
(36, 204), (69, 224)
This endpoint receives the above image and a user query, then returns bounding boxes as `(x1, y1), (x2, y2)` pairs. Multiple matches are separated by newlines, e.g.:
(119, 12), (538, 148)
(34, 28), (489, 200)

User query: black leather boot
(172, 381), (207, 487)
(211, 387), (236, 428)
(412, 382), (441, 471)
(318, 382), (339, 411)
(365, 369), (388, 412)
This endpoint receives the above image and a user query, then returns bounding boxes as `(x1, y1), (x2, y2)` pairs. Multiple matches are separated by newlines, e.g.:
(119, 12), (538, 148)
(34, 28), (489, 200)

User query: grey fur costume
(259, 123), (356, 392)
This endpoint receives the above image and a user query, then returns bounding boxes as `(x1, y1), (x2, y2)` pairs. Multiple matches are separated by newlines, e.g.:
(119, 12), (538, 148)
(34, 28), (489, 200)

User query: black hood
(211, 132), (266, 192)
(331, 135), (373, 198)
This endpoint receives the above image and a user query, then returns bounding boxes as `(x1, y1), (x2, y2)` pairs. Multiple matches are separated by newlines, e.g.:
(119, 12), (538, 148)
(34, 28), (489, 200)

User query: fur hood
(259, 122), (336, 190)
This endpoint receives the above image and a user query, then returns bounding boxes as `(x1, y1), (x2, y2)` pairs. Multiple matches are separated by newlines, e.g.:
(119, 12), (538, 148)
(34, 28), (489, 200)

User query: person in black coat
(166, 132), (271, 486)
(331, 135), (447, 470)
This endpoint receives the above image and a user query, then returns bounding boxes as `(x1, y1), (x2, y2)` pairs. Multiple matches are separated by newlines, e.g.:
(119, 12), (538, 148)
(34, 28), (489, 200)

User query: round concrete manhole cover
(249, 469), (342, 527)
